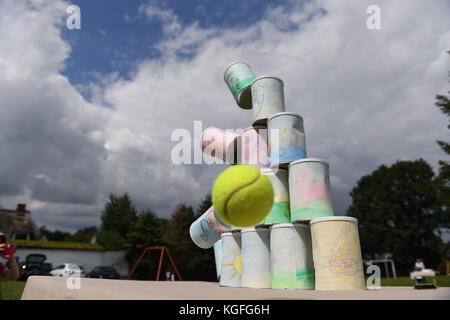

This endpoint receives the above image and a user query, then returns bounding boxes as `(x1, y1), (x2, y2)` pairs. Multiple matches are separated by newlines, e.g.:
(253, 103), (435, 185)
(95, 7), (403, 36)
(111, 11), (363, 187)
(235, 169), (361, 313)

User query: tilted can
(220, 231), (242, 287)
(201, 127), (239, 164)
(310, 216), (365, 290)
(257, 168), (290, 225)
(251, 76), (286, 125)
(268, 112), (307, 169)
(289, 158), (334, 222)
(213, 239), (223, 281)
(237, 125), (269, 168)
(190, 206), (230, 249)
(270, 223), (315, 289)
(224, 61), (256, 109)
(241, 227), (271, 288)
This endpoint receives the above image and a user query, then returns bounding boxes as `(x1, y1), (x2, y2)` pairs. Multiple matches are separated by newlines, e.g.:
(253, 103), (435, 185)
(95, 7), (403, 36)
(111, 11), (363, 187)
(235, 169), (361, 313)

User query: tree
(39, 226), (71, 241)
(164, 203), (216, 281)
(97, 193), (138, 250)
(66, 226), (98, 243)
(434, 50), (450, 216)
(125, 210), (168, 279)
(347, 159), (447, 274)
(195, 193), (212, 218)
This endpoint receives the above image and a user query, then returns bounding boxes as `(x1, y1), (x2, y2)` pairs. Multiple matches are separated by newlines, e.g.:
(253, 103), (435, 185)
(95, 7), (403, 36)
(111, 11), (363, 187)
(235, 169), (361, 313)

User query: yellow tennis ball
(212, 165), (274, 227)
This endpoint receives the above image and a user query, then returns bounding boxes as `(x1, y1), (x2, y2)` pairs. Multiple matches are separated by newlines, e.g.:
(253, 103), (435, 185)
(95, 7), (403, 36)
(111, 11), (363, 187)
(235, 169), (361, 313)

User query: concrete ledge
(21, 276), (450, 300)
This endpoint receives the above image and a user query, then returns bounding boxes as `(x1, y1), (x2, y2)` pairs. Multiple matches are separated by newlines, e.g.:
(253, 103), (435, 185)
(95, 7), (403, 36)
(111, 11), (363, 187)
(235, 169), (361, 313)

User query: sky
(0, 0), (449, 233)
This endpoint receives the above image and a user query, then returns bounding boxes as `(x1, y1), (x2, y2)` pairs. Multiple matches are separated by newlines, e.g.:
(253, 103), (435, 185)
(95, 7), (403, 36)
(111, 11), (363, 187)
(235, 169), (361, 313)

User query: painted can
(251, 76), (286, 125)
(224, 61), (256, 109)
(241, 227), (271, 288)
(268, 112), (307, 169)
(237, 126), (269, 168)
(289, 158), (334, 222)
(213, 239), (223, 281)
(190, 206), (230, 249)
(310, 216), (365, 290)
(257, 168), (290, 225)
(201, 127), (239, 164)
(220, 231), (242, 287)
(270, 223), (315, 289)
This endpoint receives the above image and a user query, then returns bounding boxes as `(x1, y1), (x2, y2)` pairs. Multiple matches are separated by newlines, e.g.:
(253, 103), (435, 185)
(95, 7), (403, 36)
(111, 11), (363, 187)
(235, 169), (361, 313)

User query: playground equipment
(128, 246), (182, 281)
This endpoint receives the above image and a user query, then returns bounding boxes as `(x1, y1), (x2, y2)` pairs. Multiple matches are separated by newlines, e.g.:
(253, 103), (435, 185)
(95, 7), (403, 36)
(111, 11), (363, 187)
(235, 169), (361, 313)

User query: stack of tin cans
(190, 62), (366, 291)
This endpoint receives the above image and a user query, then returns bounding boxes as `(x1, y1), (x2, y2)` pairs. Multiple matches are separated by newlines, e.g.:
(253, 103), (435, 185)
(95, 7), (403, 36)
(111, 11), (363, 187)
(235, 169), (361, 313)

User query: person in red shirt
(0, 232), (19, 300)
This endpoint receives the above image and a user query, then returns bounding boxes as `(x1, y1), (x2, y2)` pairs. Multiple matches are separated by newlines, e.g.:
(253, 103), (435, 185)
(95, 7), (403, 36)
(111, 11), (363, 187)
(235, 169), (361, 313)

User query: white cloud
(0, 0), (449, 231)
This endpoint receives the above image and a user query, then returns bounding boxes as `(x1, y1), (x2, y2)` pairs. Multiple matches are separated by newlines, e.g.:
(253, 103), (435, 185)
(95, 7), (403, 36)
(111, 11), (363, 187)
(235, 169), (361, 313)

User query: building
(0, 204), (41, 240)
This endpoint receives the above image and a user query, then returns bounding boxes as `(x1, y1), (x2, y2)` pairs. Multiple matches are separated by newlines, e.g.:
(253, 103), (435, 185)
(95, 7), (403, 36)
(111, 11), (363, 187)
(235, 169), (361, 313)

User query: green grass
(10, 239), (104, 250)
(379, 275), (450, 287)
(0, 279), (27, 300)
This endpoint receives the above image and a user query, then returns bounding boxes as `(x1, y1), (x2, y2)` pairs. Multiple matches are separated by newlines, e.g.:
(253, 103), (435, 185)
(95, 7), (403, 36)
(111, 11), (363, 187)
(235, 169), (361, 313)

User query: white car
(50, 263), (86, 277)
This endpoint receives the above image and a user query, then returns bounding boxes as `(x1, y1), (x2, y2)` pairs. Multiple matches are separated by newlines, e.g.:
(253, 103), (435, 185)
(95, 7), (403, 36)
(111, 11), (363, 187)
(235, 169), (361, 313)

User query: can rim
(260, 167), (288, 174)
(189, 223), (213, 249)
(240, 125), (268, 134)
(223, 61), (252, 81)
(250, 75), (284, 86)
(241, 227), (270, 233)
(289, 158), (329, 168)
(310, 216), (358, 225)
(270, 223), (294, 229)
(267, 112), (304, 122)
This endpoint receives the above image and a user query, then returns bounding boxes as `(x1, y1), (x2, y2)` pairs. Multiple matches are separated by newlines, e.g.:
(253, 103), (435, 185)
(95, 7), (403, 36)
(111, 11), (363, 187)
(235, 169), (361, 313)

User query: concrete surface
(21, 276), (450, 300)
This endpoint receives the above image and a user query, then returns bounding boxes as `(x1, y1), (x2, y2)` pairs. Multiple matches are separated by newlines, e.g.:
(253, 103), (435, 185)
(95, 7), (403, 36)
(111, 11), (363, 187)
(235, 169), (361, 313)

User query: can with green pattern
(224, 61), (256, 109)
(270, 223), (315, 289)
(257, 168), (290, 225)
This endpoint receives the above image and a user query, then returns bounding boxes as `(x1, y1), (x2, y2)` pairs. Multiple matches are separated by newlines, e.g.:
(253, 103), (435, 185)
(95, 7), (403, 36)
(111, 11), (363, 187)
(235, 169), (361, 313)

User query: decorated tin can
(224, 61), (256, 109)
(241, 227), (271, 288)
(268, 112), (307, 168)
(251, 76), (286, 125)
(220, 231), (242, 287)
(213, 239), (223, 281)
(201, 127), (239, 164)
(190, 206), (230, 249)
(257, 168), (290, 225)
(237, 125), (269, 168)
(270, 223), (315, 289)
(310, 216), (365, 290)
(289, 158), (334, 222)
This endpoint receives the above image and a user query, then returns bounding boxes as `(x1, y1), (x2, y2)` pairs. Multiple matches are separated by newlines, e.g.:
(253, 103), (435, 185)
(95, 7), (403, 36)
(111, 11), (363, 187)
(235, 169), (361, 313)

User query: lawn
(380, 275), (450, 287)
(0, 279), (27, 300)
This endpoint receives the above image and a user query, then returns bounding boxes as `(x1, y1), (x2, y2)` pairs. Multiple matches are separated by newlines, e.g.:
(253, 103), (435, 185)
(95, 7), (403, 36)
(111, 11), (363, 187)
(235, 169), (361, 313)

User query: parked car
(50, 263), (86, 277)
(18, 254), (52, 281)
(86, 266), (121, 279)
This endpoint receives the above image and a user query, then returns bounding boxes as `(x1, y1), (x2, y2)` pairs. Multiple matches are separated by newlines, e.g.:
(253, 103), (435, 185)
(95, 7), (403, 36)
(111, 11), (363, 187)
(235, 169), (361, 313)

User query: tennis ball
(212, 165), (274, 227)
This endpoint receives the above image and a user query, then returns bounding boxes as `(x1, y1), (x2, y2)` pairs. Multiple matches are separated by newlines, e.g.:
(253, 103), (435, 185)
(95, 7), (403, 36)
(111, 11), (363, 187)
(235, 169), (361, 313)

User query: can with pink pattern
(201, 127), (239, 164)
(237, 125), (269, 168)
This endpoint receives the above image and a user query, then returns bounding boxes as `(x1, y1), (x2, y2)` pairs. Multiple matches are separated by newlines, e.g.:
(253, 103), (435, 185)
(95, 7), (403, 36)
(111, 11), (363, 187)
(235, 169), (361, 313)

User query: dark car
(18, 254), (52, 281)
(86, 266), (121, 279)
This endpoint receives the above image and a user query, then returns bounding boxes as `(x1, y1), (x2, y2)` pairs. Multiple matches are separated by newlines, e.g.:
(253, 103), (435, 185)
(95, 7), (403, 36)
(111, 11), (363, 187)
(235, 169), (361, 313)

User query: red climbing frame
(127, 246), (183, 281)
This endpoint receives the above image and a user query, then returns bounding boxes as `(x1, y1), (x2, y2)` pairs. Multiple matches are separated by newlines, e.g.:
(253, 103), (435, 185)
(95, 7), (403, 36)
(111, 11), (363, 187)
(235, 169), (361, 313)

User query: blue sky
(62, 0), (297, 89)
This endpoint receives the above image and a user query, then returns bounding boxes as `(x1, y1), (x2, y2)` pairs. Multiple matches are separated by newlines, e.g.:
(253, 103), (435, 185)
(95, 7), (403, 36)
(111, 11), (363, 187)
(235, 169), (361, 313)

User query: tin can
(213, 240), (223, 281)
(237, 125), (269, 168)
(201, 127), (239, 164)
(268, 112), (307, 168)
(251, 76), (286, 125)
(270, 223), (315, 289)
(224, 61), (256, 109)
(241, 227), (271, 288)
(190, 206), (230, 249)
(310, 216), (365, 290)
(220, 231), (242, 287)
(289, 158), (334, 222)
(257, 168), (290, 225)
